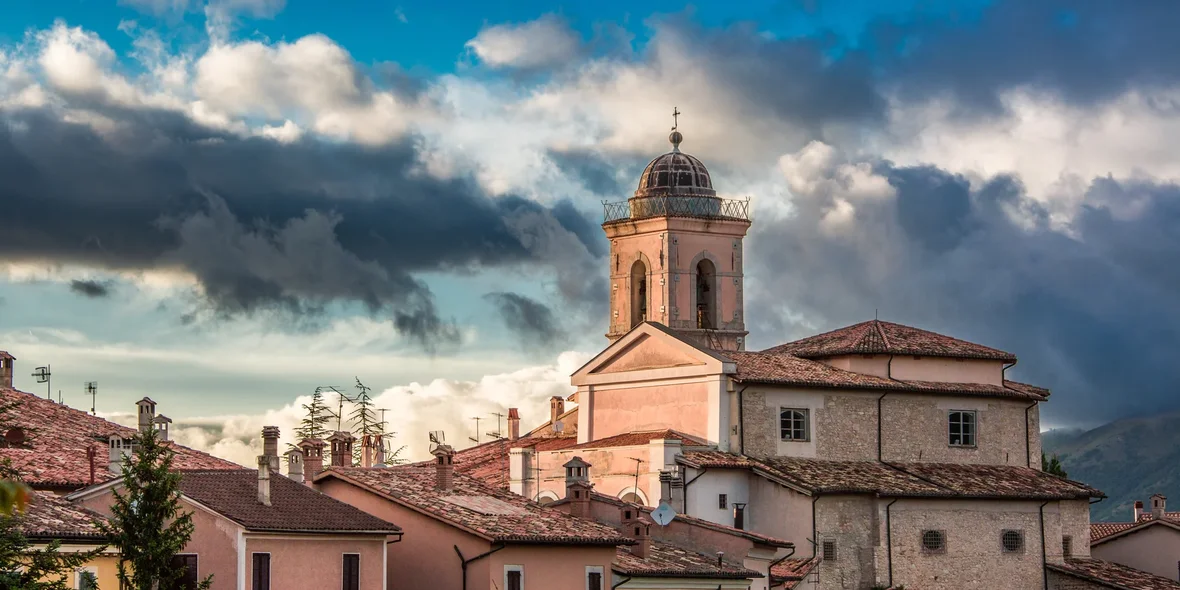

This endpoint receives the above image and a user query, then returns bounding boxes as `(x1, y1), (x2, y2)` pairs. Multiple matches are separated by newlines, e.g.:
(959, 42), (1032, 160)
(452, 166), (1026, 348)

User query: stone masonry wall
(880, 394), (1038, 466)
(814, 495), (879, 590)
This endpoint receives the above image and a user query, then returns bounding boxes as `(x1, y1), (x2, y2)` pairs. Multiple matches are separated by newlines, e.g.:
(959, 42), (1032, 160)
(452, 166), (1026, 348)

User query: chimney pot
(298, 438), (326, 486)
(630, 517), (653, 559)
(507, 408), (521, 441)
(136, 397), (157, 435)
(1152, 494), (1167, 520)
(563, 456), (593, 518)
(285, 448), (304, 484)
(1134, 500), (1144, 521)
(327, 431), (355, 468)
(433, 444), (455, 492)
(257, 455), (272, 506)
(0, 352), (14, 389)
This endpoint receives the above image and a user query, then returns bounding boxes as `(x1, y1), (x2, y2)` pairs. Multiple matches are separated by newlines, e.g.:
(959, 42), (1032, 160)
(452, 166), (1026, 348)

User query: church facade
(471, 122), (1159, 589)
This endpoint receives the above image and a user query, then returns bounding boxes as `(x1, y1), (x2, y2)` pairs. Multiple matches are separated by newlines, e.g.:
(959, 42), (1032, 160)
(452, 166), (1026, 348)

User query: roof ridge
(873, 319), (892, 350)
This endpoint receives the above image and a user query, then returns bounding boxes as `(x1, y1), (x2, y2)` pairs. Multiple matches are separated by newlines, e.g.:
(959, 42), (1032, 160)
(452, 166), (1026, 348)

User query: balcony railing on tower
(603, 196), (752, 224)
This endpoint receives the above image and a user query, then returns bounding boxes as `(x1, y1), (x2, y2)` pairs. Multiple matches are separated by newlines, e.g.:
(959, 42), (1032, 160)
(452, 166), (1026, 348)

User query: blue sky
(2, 0), (1179, 464)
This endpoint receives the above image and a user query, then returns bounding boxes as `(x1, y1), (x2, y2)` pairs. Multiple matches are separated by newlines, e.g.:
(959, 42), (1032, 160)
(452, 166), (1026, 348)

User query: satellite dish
(650, 500), (677, 526)
(4, 427), (25, 447)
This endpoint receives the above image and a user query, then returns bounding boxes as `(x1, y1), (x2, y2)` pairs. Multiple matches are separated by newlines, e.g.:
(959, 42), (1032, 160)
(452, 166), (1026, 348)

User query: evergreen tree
(99, 429), (212, 590)
(349, 378), (386, 464)
(0, 509), (101, 590)
(1042, 453), (1068, 478)
(295, 387), (335, 442)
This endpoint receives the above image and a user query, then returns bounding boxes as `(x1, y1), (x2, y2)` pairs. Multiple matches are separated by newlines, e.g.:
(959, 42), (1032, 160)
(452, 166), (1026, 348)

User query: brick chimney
(256, 454), (272, 506)
(361, 434), (377, 468)
(0, 352), (14, 389)
(327, 431), (355, 468)
(298, 438), (325, 486)
(508, 408), (521, 441)
(285, 448), (304, 484)
(1152, 494), (1167, 520)
(628, 516), (653, 559)
(136, 397), (157, 434)
(564, 456), (593, 518)
(433, 444), (455, 492)
(550, 396), (565, 434)
(1134, 500), (1144, 521)
(261, 426), (280, 472)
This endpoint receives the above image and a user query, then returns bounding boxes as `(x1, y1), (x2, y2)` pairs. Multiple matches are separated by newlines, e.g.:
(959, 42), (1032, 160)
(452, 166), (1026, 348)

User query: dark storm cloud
(0, 107), (600, 350)
(746, 160), (1180, 423)
(483, 292), (563, 348)
(69, 280), (112, 298)
(546, 149), (631, 197)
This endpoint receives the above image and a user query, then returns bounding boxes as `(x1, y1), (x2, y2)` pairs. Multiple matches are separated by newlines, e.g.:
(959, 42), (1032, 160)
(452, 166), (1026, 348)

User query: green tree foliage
(99, 429), (212, 590)
(295, 387), (335, 443)
(1042, 453), (1068, 478)
(348, 378), (384, 439)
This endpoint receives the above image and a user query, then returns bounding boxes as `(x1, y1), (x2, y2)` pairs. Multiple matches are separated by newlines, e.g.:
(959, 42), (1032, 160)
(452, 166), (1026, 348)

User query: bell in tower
(601, 109), (752, 351)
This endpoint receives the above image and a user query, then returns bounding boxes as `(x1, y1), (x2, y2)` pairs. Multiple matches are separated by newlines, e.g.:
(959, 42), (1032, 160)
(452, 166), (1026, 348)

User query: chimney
(1152, 494), (1167, 520)
(1134, 500), (1144, 521)
(659, 468), (685, 509)
(550, 396), (565, 434)
(87, 447), (96, 485)
(136, 397), (157, 435)
(361, 434), (376, 468)
(629, 516), (653, 559)
(0, 352), (14, 389)
(508, 408), (521, 441)
(256, 454), (272, 506)
(108, 435), (131, 474)
(564, 456), (593, 519)
(733, 502), (747, 530)
(327, 431), (355, 468)
(375, 435), (386, 467)
(433, 444), (455, 492)
(261, 426), (281, 473)
(153, 415), (172, 441)
(298, 438), (325, 486)
(285, 448), (304, 483)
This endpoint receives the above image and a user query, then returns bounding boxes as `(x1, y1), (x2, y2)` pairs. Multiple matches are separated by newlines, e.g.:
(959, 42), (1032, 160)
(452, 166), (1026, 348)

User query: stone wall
(814, 495), (879, 590)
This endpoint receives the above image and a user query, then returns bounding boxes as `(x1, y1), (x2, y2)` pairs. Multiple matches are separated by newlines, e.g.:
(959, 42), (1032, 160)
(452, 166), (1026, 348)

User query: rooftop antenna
(32, 365), (50, 400)
(488, 411), (505, 440)
(628, 457), (644, 503)
(468, 417), (482, 444)
(85, 382), (97, 415)
(428, 430), (445, 453)
(57, 390), (62, 404)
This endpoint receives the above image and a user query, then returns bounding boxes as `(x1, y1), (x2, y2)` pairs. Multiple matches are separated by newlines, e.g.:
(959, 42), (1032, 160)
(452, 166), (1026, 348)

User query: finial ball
(669, 130), (683, 149)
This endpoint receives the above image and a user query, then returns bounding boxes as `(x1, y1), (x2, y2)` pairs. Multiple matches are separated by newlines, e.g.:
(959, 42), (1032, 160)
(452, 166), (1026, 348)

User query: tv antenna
(488, 411), (505, 440)
(468, 417), (482, 444)
(628, 457), (644, 503)
(428, 430), (445, 453)
(32, 365), (50, 399)
(85, 382), (97, 415)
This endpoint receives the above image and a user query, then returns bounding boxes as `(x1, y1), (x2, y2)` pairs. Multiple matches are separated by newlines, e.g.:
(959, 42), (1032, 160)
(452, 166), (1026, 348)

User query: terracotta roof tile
(1091, 522), (1139, 543)
(0, 388), (238, 489)
(19, 491), (107, 540)
(612, 539), (761, 579)
(1136, 511), (1180, 522)
(179, 469), (400, 533)
(770, 557), (818, 588)
(723, 351), (1048, 400)
(444, 435), (578, 490)
(1048, 558), (1180, 590)
(319, 466), (630, 546)
(763, 320), (1017, 362)
(678, 452), (1102, 500)
(567, 430), (705, 451)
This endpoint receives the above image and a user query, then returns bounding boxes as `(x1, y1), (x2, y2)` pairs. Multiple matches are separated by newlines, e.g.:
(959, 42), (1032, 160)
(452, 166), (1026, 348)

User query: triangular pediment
(572, 323), (728, 384)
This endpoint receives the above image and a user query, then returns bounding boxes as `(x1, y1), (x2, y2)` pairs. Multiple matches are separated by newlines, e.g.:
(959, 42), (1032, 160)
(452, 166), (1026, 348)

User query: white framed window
(780, 408), (809, 442)
(505, 564), (524, 590)
(75, 567), (99, 590)
(948, 410), (977, 447)
(586, 565), (605, 590)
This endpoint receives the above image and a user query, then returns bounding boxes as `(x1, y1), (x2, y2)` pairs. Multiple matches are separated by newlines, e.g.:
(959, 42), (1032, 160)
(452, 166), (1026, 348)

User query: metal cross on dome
(671, 107), (681, 131)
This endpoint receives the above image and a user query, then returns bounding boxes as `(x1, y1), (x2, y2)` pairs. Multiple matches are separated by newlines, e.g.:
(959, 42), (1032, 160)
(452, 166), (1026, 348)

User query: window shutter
(252, 554), (270, 590)
(343, 554), (360, 590)
(588, 571), (602, 590)
(507, 570), (522, 590)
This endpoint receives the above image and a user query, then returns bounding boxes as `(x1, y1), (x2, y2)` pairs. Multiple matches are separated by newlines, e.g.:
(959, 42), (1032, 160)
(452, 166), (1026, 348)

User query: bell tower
(602, 111), (752, 351)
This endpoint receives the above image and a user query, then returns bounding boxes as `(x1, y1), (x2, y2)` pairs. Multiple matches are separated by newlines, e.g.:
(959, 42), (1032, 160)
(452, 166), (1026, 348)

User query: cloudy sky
(2, 0), (1178, 465)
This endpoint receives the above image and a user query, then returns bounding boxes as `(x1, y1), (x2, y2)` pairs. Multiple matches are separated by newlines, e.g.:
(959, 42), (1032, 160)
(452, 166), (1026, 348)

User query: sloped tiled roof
(724, 351), (1048, 401)
(678, 452), (1102, 500)
(770, 557), (818, 589)
(318, 466), (631, 546)
(567, 429), (706, 451)
(0, 387), (239, 489)
(1137, 510), (1180, 522)
(444, 435), (579, 490)
(763, 320), (1017, 362)
(1047, 558), (1180, 590)
(1090, 522), (1139, 543)
(1090, 517), (1180, 544)
(612, 538), (761, 579)
(19, 491), (106, 540)
(179, 469), (400, 534)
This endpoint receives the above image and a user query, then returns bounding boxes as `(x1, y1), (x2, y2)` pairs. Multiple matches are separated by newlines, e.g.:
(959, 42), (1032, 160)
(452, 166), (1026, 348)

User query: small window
(342, 554), (360, 590)
(949, 411), (977, 447)
(780, 408), (810, 442)
(718, 494), (728, 509)
(1062, 536), (1073, 557)
(1002, 530), (1024, 553)
(822, 540), (837, 562)
(921, 530), (946, 553)
(167, 554), (199, 590)
(506, 565), (524, 590)
(76, 568), (98, 590)
(586, 566), (604, 590)
(252, 553), (270, 590)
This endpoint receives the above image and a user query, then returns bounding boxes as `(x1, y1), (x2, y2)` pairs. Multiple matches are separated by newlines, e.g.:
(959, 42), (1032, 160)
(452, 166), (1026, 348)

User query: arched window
(630, 260), (647, 327)
(696, 259), (716, 329)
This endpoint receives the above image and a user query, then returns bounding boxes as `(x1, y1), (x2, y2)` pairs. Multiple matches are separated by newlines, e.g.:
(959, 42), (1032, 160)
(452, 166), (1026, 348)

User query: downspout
(1025, 401), (1037, 468)
(809, 495), (820, 559)
(1039, 501), (1049, 590)
(767, 545), (798, 588)
(885, 499), (899, 587)
(737, 384), (750, 456)
(877, 393), (888, 462)
(454, 543), (505, 590)
(683, 468), (708, 516)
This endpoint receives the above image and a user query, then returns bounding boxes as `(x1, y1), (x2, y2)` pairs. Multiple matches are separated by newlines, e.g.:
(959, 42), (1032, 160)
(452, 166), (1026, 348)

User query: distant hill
(1043, 412), (1180, 523)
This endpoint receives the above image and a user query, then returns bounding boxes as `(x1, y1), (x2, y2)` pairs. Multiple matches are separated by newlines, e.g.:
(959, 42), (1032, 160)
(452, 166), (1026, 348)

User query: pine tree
(0, 509), (101, 590)
(99, 429), (212, 590)
(349, 378), (386, 464)
(1042, 453), (1068, 478)
(295, 387), (335, 443)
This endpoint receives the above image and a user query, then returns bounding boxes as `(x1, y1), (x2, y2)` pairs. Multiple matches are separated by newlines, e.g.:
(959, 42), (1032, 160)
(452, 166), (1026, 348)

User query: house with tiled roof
(18, 491), (120, 589)
(1085, 494), (1180, 582)
(70, 425), (401, 590)
(314, 445), (633, 590)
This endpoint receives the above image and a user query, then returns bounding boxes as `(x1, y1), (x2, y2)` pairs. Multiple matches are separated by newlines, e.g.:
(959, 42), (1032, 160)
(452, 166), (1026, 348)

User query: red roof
(318, 466), (631, 546)
(770, 557), (818, 588)
(1048, 558), (1180, 590)
(568, 429), (705, 450)
(1091, 522), (1139, 543)
(0, 387), (238, 489)
(178, 469), (401, 534)
(445, 435), (579, 489)
(763, 319), (1017, 362)
(0, 351), (14, 360)
(20, 491), (107, 541)
(612, 539), (761, 580)
(1090, 517), (1180, 544)
(725, 351), (1048, 400)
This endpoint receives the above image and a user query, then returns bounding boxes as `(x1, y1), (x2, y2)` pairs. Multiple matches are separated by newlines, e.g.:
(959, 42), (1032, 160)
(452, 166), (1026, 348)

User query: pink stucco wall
(821, 354), (1004, 385)
(590, 382), (710, 441)
(487, 546), (616, 590)
(246, 534), (386, 590)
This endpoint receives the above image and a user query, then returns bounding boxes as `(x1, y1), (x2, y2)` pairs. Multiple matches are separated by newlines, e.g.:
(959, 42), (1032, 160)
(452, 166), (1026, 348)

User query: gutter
(876, 393), (888, 462)
(683, 468), (708, 516)
(809, 495), (820, 560)
(1039, 501), (1049, 590)
(885, 499), (899, 587)
(455, 543), (505, 590)
(737, 384), (750, 456)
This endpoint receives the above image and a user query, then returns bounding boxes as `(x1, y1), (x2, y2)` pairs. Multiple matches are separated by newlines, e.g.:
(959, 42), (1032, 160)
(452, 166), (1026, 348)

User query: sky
(3, 0), (1180, 466)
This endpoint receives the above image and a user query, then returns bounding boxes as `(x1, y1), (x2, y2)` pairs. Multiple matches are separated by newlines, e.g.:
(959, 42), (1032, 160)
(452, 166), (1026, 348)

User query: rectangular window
(586, 566), (605, 590)
(167, 555), (199, 590)
(1062, 536), (1072, 558)
(75, 567), (99, 590)
(342, 554), (360, 590)
(822, 540), (837, 562)
(948, 411), (977, 447)
(506, 565), (524, 590)
(718, 493), (727, 509)
(252, 553), (271, 590)
(780, 408), (810, 442)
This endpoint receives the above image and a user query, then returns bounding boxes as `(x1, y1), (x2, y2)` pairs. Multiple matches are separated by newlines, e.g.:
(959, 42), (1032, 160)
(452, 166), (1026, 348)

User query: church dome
(633, 131), (716, 198)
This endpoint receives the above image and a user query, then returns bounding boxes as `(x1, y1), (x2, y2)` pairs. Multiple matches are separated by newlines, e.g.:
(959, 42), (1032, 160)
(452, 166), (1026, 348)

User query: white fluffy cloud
(465, 15), (581, 69)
